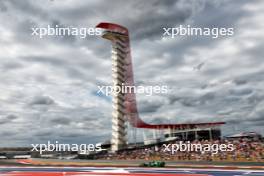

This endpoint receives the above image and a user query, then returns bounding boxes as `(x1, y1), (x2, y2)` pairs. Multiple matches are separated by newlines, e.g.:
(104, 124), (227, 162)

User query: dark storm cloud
(29, 95), (55, 106)
(138, 100), (163, 113)
(0, 114), (18, 124)
(50, 116), (71, 125)
(233, 79), (247, 86)
(180, 97), (197, 107)
(0, 1), (8, 12)
(168, 92), (215, 107)
(229, 88), (253, 96)
(234, 71), (264, 84)
(42, 0), (193, 41)
(0, 61), (23, 71)
(21, 55), (89, 80)
(7, 114), (18, 120)
(4, 0), (49, 20)
(34, 130), (53, 137)
(123, 0), (192, 40)
(22, 56), (65, 66)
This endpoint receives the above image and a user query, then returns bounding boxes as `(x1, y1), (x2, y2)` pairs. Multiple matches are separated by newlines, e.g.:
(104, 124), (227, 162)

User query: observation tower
(96, 22), (225, 152)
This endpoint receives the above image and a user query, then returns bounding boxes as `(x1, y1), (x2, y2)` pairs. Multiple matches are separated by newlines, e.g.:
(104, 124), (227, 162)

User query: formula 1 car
(139, 161), (166, 167)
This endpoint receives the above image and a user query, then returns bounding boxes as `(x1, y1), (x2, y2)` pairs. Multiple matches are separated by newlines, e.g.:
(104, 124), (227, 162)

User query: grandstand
(93, 137), (264, 162)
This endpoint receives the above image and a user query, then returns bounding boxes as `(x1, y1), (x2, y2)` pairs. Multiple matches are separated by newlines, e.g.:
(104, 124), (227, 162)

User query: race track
(1, 167), (264, 176)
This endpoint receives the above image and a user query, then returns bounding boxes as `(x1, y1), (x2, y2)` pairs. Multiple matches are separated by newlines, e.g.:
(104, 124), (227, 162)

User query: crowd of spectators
(95, 138), (264, 162)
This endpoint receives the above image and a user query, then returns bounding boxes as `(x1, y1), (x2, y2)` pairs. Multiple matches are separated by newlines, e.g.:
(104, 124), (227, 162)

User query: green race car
(139, 161), (166, 167)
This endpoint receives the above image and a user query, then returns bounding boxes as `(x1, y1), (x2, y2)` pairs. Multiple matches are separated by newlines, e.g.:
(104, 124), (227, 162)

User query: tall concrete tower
(96, 22), (226, 152)
(97, 24), (129, 151)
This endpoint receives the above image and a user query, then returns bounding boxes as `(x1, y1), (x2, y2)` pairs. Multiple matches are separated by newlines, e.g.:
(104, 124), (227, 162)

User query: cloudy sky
(0, 0), (264, 147)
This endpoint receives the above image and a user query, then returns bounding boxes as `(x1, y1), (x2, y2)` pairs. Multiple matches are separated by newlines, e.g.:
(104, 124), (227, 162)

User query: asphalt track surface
(1, 167), (264, 176)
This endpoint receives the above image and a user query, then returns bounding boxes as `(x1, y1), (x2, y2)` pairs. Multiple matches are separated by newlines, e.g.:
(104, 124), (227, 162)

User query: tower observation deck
(96, 22), (225, 152)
